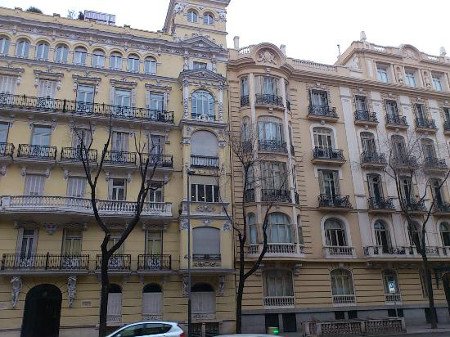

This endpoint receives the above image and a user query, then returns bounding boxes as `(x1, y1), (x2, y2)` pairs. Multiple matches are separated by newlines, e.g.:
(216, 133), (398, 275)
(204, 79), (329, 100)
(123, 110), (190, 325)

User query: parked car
(106, 321), (185, 337)
(215, 335), (281, 337)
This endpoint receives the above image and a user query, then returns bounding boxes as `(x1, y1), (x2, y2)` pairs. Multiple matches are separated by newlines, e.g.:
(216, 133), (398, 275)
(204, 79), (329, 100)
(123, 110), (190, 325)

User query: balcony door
(431, 179), (445, 207)
(421, 138), (437, 160)
(319, 170), (339, 200)
(391, 135), (406, 159)
(367, 174), (384, 202)
(385, 100), (399, 119)
(374, 220), (392, 253)
(148, 92), (164, 118)
(310, 90), (328, 108)
(62, 229), (82, 268)
(361, 132), (377, 154)
(110, 179), (126, 201)
(31, 125), (51, 147)
(24, 175), (45, 196)
(355, 95), (367, 112)
(324, 218), (347, 247)
(17, 229), (37, 268)
(313, 127), (333, 150)
(114, 89), (132, 116)
(145, 231), (162, 268)
(399, 177), (413, 202)
(76, 85), (94, 112)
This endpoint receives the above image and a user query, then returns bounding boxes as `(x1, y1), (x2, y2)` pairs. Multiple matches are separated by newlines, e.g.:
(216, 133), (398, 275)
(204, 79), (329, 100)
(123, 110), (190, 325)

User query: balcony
(434, 202), (450, 215)
(248, 243), (302, 257)
(191, 155), (219, 169)
(360, 151), (387, 169)
(0, 195), (173, 219)
(240, 95), (250, 107)
(255, 94), (284, 108)
(0, 93), (174, 125)
(323, 246), (355, 258)
(96, 254), (131, 272)
(308, 105), (338, 121)
(192, 254), (221, 268)
(258, 140), (287, 153)
(311, 147), (345, 165)
(244, 189), (255, 203)
(364, 245), (450, 258)
(0, 253), (89, 274)
(368, 197), (395, 213)
(104, 150), (136, 166)
(137, 254), (171, 272)
(60, 147), (98, 163)
(385, 293), (402, 304)
(391, 155), (418, 170)
(354, 110), (378, 126)
(142, 154), (174, 169)
(17, 144), (57, 161)
(424, 157), (448, 174)
(401, 198), (427, 213)
(261, 189), (291, 203)
(444, 120), (450, 135)
(385, 115), (408, 129)
(0, 142), (14, 159)
(415, 118), (437, 132)
(332, 294), (356, 305)
(263, 296), (295, 308)
(318, 194), (352, 211)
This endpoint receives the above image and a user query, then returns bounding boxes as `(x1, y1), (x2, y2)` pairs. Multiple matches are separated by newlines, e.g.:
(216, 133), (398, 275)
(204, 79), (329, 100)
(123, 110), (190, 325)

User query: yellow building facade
(228, 38), (450, 333)
(0, 1), (235, 336)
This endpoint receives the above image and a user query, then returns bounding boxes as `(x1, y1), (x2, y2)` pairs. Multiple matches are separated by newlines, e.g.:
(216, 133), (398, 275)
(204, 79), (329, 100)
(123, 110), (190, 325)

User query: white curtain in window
(0, 75), (16, 94)
(24, 175), (45, 196)
(192, 292), (215, 314)
(67, 177), (86, 197)
(331, 269), (354, 295)
(107, 293), (122, 318)
(142, 292), (162, 314)
(265, 270), (293, 296)
(37, 80), (57, 98)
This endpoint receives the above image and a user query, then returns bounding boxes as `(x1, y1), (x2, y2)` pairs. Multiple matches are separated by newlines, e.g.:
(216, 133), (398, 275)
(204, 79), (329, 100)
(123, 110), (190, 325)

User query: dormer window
(187, 10), (198, 23)
(193, 61), (207, 70)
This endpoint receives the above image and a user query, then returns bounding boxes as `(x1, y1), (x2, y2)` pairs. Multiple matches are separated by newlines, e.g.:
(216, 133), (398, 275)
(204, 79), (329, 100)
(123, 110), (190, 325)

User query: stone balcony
(385, 293), (402, 304)
(247, 243), (304, 259)
(263, 296), (295, 308)
(0, 195), (172, 219)
(332, 294), (356, 306)
(415, 117), (437, 133)
(424, 157), (448, 174)
(323, 246), (355, 258)
(363, 245), (450, 258)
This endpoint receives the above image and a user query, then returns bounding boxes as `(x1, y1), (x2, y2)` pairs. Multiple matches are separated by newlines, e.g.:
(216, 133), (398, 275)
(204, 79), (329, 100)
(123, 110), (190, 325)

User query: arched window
(0, 36), (10, 55)
(16, 39), (30, 58)
(127, 54), (140, 73)
(440, 222), (450, 246)
(248, 213), (257, 245)
(313, 127), (334, 149)
(191, 131), (219, 168)
(421, 138), (437, 160)
(374, 220), (391, 253)
(360, 132), (376, 154)
(54, 44), (68, 63)
(144, 57), (157, 74)
(330, 269), (354, 297)
(142, 283), (162, 319)
(264, 270), (294, 299)
(324, 218), (347, 247)
(191, 90), (215, 120)
(382, 269), (399, 295)
(268, 213), (291, 244)
(107, 284), (122, 322)
(35, 41), (49, 60)
(73, 47), (87, 65)
(193, 227), (220, 259)
(258, 116), (284, 150)
(203, 12), (214, 25)
(191, 283), (215, 315)
(110, 52), (123, 70)
(92, 49), (105, 68)
(187, 10), (198, 23)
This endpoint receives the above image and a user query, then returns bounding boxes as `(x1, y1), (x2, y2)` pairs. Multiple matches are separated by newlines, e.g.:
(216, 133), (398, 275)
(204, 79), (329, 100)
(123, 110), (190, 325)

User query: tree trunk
(422, 254), (438, 329)
(99, 249), (110, 337)
(235, 243), (246, 333)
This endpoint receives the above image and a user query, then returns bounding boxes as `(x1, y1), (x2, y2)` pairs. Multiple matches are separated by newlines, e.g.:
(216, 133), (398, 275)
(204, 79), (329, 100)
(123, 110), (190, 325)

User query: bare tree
(75, 123), (165, 337)
(383, 131), (450, 329)
(225, 122), (289, 332)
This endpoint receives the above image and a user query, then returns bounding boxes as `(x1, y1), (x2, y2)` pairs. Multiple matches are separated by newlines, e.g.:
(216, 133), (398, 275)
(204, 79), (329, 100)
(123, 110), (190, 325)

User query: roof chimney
(280, 44), (286, 55)
(233, 36), (240, 50)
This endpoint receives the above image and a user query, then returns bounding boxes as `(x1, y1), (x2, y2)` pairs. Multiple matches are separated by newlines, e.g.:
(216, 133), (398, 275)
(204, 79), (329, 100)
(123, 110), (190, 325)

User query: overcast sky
(2, 0), (448, 64)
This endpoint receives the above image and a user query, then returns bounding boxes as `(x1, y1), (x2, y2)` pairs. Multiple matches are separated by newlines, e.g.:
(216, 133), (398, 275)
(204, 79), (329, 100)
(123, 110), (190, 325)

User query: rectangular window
(415, 104), (426, 123)
(444, 107), (450, 123)
(432, 74), (443, 91)
(193, 61), (207, 70)
(112, 132), (129, 151)
(377, 64), (389, 83)
(241, 77), (249, 97)
(0, 122), (9, 143)
(150, 135), (164, 155)
(146, 231), (162, 255)
(385, 100), (399, 118)
(399, 177), (412, 201)
(149, 93), (164, 113)
(114, 89), (132, 108)
(148, 187), (163, 203)
(76, 85), (95, 104)
(355, 95), (367, 112)
(24, 174), (45, 196)
(318, 169), (339, 198)
(37, 80), (57, 99)
(110, 178), (126, 201)
(18, 229), (36, 260)
(62, 229), (82, 255)
(191, 184), (219, 202)
(260, 161), (287, 190)
(67, 177), (86, 198)
(310, 90), (329, 107)
(31, 125), (51, 146)
(405, 69), (417, 87)
(255, 75), (278, 95)
(107, 234), (124, 254)
(72, 128), (92, 148)
(0, 75), (17, 94)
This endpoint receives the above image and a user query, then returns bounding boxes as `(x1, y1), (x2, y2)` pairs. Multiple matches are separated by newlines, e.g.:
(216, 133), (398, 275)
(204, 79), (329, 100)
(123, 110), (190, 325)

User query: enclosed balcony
(96, 254), (131, 272)
(190, 155), (219, 169)
(308, 105), (338, 121)
(360, 151), (387, 169)
(385, 115), (408, 129)
(311, 147), (345, 165)
(17, 144), (57, 161)
(424, 157), (448, 174)
(258, 140), (287, 153)
(415, 118), (437, 132)
(255, 94), (284, 108)
(60, 147), (98, 163)
(261, 189), (291, 203)
(323, 246), (355, 258)
(0, 142), (14, 159)
(354, 110), (378, 126)
(318, 194), (352, 211)
(137, 254), (172, 273)
(0, 93), (174, 125)
(0, 253), (89, 275)
(368, 197), (395, 213)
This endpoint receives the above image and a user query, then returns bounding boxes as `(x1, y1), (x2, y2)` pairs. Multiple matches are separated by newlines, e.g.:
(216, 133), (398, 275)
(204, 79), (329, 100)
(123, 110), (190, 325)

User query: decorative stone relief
(67, 276), (77, 308)
(11, 276), (22, 309)
(0, 165), (6, 176)
(196, 204), (215, 213)
(43, 223), (58, 235)
(222, 221), (232, 231)
(257, 50), (276, 65)
(217, 275), (225, 296)
(395, 66), (404, 84)
(193, 259), (220, 268)
(217, 10), (227, 22)
(179, 219), (189, 230)
(174, 3), (187, 14)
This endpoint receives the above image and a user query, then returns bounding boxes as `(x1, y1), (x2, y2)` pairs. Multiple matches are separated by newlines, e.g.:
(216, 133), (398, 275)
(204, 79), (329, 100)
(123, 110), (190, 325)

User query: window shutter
(142, 292), (162, 314)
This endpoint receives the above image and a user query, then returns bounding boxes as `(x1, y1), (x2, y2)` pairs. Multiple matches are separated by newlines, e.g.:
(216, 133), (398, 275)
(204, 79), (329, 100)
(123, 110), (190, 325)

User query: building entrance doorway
(21, 284), (62, 337)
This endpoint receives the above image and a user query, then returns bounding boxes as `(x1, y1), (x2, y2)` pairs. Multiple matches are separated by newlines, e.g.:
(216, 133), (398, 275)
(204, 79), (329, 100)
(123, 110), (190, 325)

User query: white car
(106, 321), (185, 337)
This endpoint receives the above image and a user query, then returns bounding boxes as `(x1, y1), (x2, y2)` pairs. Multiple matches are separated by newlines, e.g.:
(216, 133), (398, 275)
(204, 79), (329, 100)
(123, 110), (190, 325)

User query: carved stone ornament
(174, 3), (187, 14)
(193, 260), (220, 268)
(257, 50), (276, 65)
(217, 275), (225, 296)
(43, 223), (58, 235)
(179, 218), (189, 231)
(196, 204), (216, 213)
(11, 276), (22, 309)
(217, 10), (227, 22)
(67, 276), (77, 308)
(222, 221), (232, 231)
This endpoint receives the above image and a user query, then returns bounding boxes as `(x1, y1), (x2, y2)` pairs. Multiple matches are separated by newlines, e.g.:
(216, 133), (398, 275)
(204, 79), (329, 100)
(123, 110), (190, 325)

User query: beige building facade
(228, 38), (450, 333)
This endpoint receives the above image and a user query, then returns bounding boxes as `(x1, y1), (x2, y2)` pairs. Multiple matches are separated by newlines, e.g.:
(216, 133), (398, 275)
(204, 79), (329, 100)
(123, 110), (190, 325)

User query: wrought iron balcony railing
(60, 147), (98, 162)
(368, 197), (395, 210)
(240, 95), (250, 107)
(244, 189), (255, 203)
(96, 254), (131, 271)
(137, 254), (171, 271)
(263, 296), (295, 307)
(415, 118), (436, 130)
(190, 155), (219, 168)
(332, 294), (356, 305)
(1, 253), (89, 271)
(400, 198), (426, 212)
(255, 94), (284, 107)
(17, 144), (57, 160)
(424, 157), (448, 170)
(318, 194), (352, 209)
(308, 105), (338, 118)
(192, 254), (221, 261)
(261, 189), (291, 203)
(385, 114), (408, 127)
(141, 153), (174, 168)
(354, 110), (378, 123)
(258, 140), (287, 153)
(286, 100), (291, 111)
(435, 202), (450, 214)
(0, 142), (14, 158)
(392, 155), (418, 168)
(312, 147), (345, 161)
(361, 151), (387, 166)
(104, 150), (136, 165)
(0, 93), (174, 124)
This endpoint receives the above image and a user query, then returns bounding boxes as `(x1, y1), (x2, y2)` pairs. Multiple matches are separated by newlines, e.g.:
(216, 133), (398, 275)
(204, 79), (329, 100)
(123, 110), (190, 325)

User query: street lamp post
(186, 168), (195, 337)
